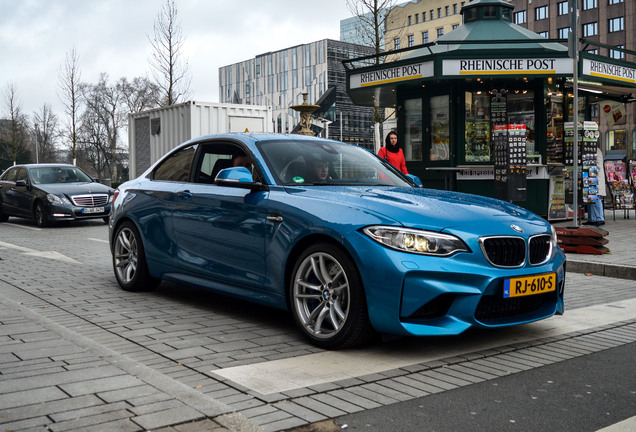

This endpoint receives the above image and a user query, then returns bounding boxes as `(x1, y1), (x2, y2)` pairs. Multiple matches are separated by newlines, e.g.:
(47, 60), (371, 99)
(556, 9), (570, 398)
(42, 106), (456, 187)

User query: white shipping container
(128, 101), (273, 178)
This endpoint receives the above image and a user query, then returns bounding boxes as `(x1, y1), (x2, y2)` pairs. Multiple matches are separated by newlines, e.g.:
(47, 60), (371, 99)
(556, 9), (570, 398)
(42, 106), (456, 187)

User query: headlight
(46, 193), (72, 205)
(363, 226), (470, 256)
(550, 225), (558, 248)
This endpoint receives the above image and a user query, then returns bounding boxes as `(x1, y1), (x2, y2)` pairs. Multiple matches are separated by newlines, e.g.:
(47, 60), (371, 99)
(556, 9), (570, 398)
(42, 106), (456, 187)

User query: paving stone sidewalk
(553, 209), (636, 280)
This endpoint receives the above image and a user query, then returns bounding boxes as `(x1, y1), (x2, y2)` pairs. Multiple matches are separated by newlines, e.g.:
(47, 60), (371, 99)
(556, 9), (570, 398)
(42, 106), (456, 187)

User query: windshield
(258, 139), (414, 187)
(31, 166), (93, 184)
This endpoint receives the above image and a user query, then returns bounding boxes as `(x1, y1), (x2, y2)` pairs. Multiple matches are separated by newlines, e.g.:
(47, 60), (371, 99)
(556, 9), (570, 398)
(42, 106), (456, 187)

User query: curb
(566, 260), (636, 281)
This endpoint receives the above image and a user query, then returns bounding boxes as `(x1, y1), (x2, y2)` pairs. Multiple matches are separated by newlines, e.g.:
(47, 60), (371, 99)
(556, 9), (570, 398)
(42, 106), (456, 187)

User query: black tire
(112, 221), (160, 292)
(0, 205), (8, 222)
(34, 201), (48, 227)
(289, 242), (375, 349)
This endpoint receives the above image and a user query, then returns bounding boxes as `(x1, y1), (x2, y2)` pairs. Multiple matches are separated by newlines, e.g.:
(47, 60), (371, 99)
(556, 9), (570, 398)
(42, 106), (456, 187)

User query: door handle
(177, 190), (192, 200)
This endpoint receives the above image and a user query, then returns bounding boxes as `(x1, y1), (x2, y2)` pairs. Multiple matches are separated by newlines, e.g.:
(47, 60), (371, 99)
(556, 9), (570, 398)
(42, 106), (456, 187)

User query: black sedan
(0, 164), (114, 227)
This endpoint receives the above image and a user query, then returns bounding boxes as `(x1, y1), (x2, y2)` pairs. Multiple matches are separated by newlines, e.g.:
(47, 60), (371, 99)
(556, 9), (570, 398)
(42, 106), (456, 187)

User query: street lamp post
(34, 123), (39, 164)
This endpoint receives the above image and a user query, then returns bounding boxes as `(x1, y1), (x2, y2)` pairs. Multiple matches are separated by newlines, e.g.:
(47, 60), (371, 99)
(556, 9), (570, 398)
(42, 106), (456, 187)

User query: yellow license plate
(503, 273), (556, 298)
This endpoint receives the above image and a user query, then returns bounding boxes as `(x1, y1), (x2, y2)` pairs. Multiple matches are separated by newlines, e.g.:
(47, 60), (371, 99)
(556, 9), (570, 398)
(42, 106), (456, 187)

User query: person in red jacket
(378, 131), (408, 174)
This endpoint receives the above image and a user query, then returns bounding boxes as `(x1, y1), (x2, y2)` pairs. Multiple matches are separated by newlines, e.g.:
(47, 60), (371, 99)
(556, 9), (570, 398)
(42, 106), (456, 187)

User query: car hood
(38, 182), (113, 196)
(284, 186), (549, 236)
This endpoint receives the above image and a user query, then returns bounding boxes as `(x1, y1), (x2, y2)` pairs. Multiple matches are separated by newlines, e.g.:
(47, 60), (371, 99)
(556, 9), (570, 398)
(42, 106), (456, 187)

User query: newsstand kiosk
(344, 0), (636, 220)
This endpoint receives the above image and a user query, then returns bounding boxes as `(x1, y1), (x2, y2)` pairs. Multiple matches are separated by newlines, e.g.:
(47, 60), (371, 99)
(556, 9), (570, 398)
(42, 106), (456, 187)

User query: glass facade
(219, 40), (376, 149)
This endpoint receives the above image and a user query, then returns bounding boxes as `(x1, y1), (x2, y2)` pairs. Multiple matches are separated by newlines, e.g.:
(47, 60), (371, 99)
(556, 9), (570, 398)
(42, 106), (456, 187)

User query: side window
(16, 168), (28, 182)
(1, 168), (17, 182)
(194, 143), (254, 184)
(153, 145), (197, 182)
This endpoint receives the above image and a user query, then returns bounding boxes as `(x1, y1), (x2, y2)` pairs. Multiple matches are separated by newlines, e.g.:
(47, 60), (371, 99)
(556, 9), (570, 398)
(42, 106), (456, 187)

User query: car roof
(13, 163), (77, 169)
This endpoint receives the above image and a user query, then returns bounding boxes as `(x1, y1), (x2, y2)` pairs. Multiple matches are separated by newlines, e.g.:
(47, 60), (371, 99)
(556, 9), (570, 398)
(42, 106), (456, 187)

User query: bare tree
(58, 47), (82, 165)
(148, 0), (191, 106)
(117, 76), (161, 113)
(346, 0), (398, 152)
(1, 83), (30, 166)
(32, 103), (60, 163)
(81, 74), (127, 182)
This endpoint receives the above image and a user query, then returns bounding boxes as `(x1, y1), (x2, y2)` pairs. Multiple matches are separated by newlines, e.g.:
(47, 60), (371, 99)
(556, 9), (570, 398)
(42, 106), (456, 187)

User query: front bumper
(46, 202), (112, 221)
(349, 232), (566, 337)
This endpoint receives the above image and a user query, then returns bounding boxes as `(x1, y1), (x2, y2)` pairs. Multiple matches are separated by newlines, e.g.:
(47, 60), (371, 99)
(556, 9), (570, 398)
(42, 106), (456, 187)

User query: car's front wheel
(289, 243), (374, 349)
(112, 221), (160, 292)
(33, 201), (48, 227)
(0, 205), (8, 222)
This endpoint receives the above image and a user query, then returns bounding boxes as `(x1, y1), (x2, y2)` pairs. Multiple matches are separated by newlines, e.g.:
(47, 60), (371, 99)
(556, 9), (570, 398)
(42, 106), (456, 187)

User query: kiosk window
(607, 130), (627, 151)
(403, 99), (423, 161)
(430, 95), (450, 161)
(465, 91), (491, 162)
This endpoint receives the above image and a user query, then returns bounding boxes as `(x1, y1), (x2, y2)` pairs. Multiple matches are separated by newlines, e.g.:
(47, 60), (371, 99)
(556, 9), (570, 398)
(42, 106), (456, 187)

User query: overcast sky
(0, 0), (353, 118)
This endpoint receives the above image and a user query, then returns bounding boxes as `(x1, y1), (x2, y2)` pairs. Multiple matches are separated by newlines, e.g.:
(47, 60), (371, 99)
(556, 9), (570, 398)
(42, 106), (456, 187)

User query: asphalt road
(323, 342), (636, 432)
(0, 218), (634, 432)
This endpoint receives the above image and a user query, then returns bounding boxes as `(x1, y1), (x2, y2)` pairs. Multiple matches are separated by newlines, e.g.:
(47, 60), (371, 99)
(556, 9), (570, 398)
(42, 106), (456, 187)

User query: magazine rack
(604, 157), (634, 220)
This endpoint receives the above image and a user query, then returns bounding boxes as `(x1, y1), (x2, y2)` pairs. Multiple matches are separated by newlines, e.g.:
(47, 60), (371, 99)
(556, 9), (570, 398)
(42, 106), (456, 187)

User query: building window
(538, 31), (549, 38)
(453, 24), (459, 30)
(583, 22), (598, 37)
(608, 0), (623, 4)
(437, 28), (444, 37)
(408, 15), (412, 25)
(415, 13), (419, 24)
(422, 31), (429, 44)
(408, 34), (414, 47)
(558, 27), (570, 38)
(514, 10), (526, 24)
(535, 6), (548, 21)
(394, 38), (400, 50)
(445, 6), (449, 16)
(438, 8), (442, 18)
(430, 10), (434, 20)
(587, 48), (599, 55)
(608, 17), (624, 32)
(422, 12), (427, 22)
(609, 45), (625, 59)
(453, 4), (458, 14)
(558, 2), (568, 15)
(582, 0), (597, 10)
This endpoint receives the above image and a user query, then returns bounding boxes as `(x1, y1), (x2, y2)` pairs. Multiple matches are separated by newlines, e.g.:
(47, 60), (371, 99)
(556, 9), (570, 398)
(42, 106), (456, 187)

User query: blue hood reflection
(283, 186), (548, 235)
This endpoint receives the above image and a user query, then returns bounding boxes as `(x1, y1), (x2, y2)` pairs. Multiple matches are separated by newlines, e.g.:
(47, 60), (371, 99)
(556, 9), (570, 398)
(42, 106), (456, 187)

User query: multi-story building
(219, 40), (376, 149)
(385, 1), (468, 50)
(509, 0), (635, 155)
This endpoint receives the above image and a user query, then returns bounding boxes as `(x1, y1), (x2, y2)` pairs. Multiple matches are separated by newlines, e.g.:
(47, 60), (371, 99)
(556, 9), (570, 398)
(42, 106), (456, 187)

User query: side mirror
(405, 174), (423, 187)
(215, 167), (268, 191)
(15, 179), (28, 187)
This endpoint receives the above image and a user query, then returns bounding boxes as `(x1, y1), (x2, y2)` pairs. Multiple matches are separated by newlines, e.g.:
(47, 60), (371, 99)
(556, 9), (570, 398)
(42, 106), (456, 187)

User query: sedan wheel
(113, 221), (159, 292)
(290, 243), (374, 349)
(34, 202), (48, 227)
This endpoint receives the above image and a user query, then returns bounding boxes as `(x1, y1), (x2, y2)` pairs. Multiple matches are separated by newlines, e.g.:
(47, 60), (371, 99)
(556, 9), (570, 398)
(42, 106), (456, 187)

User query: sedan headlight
(46, 193), (72, 205)
(363, 226), (470, 256)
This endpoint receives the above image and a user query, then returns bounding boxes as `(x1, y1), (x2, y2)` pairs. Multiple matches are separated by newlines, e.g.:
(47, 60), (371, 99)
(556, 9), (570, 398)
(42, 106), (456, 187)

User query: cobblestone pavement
(0, 217), (634, 432)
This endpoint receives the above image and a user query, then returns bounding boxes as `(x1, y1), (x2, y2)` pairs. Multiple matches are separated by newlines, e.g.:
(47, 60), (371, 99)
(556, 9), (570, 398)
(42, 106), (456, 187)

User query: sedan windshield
(258, 139), (413, 187)
(31, 166), (93, 184)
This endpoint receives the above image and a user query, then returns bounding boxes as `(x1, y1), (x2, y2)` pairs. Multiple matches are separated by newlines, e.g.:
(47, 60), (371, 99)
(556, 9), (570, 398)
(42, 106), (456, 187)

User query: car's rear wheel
(290, 243), (374, 349)
(33, 201), (48, 227)
(113, 221), (160, 292)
